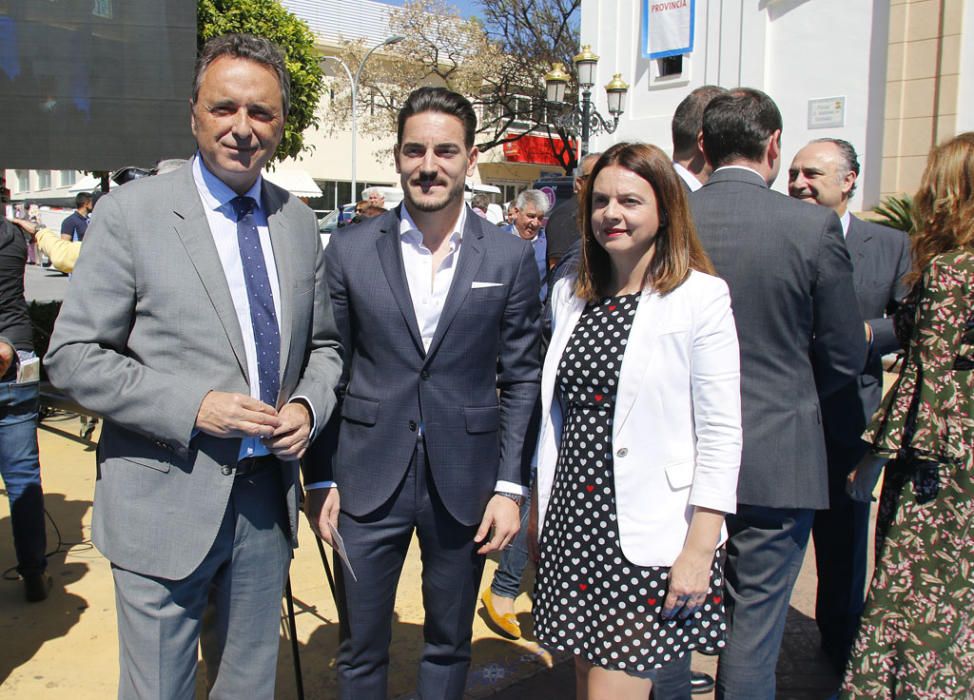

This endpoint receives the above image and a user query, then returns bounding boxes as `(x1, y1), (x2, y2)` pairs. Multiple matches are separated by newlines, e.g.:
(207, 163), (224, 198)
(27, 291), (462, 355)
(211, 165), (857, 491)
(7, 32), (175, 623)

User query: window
(60, 170), (76, 187)
(657, 56), (683, 78)
(37, 170), (52, 189)
(15, 170), (29, 193)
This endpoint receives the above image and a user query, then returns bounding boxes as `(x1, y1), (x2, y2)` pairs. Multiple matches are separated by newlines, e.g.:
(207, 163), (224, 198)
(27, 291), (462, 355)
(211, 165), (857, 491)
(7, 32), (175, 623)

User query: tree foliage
(321, 0), (581, 173)
(197, 0), (324, 162)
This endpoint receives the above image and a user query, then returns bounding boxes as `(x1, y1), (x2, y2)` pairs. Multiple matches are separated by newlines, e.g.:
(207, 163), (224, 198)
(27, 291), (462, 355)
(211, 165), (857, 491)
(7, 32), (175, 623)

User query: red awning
(502, 133), (576, 166)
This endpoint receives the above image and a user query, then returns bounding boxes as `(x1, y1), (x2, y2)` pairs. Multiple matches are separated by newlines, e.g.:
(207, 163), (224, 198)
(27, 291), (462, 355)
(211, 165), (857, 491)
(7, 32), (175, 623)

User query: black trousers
(335, 439), (486, 700)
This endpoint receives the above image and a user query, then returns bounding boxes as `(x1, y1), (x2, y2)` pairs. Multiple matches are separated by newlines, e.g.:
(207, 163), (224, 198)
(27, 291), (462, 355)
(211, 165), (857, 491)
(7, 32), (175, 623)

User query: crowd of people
(1, 30), (972, 700)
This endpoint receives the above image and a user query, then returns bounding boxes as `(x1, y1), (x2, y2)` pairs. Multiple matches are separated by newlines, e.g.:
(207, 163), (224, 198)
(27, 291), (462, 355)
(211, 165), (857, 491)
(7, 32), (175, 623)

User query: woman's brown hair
(906, 131), (974, 289)
(575, 142), (714, 301)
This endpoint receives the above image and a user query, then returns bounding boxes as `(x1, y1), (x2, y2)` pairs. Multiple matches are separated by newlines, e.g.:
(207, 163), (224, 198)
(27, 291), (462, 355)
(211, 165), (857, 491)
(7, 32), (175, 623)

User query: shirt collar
(840, 210), (851, 237)
(192, 152), (263, 214)
(399, 204), (466, 247)
(714, 164), (766, 180)
(672, 162), (703, 191)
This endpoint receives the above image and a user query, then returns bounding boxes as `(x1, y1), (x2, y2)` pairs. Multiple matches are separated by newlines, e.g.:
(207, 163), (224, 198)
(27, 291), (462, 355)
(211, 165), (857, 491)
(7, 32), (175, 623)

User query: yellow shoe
(481, 589), (521, 639)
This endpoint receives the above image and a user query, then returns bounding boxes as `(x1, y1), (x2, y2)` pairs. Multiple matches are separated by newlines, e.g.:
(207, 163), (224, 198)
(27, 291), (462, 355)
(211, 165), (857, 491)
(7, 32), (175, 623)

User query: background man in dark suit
(543, 151), (599, 270)
(45, 34), (343, 698)
(789, 137), (912, 673)
(689, 88), (866, 699)
(304, 87), (540, 700)
(671, 85), (727, 193)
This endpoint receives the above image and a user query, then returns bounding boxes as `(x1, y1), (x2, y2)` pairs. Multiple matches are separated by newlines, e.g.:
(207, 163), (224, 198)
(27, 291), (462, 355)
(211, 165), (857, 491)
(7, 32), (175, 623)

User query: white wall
(957, 0), (974, 134)
(582, 0), (889, 209)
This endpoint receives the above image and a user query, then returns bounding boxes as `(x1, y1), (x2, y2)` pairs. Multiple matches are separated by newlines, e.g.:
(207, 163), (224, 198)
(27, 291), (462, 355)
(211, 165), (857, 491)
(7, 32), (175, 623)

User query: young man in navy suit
(305, 87), (541, 700)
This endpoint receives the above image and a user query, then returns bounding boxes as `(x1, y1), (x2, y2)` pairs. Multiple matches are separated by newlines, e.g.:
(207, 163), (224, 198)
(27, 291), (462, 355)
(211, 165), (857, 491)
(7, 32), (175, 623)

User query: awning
(263, 169), (322, 197)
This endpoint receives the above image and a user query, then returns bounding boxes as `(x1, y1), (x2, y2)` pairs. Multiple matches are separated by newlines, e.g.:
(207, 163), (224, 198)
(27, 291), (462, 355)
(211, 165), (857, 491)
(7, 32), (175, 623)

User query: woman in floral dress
(843, 132), (974, 698)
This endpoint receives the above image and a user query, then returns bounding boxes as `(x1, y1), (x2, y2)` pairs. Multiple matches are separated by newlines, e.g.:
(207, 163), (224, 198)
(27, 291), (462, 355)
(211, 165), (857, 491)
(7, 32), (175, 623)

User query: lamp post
(544, 45), (629, 157)
(321, 34), (404, 204)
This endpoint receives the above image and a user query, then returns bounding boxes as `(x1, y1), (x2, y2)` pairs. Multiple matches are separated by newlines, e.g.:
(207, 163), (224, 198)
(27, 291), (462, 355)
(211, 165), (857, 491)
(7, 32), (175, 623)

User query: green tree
(197, 0), (324, 162)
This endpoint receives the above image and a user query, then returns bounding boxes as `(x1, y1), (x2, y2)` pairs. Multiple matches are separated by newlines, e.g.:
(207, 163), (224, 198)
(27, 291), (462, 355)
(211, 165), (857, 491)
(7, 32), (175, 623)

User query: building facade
(580, 0), (971, 210)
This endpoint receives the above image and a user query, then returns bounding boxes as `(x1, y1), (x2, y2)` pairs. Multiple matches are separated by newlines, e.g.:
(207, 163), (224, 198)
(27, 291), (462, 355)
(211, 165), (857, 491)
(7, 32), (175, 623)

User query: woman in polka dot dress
(529, 143), (742, 698)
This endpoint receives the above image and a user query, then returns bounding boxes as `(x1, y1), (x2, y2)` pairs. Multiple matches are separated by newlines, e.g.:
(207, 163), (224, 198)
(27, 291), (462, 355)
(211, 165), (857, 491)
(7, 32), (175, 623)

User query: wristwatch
(496, 491), (525, 507)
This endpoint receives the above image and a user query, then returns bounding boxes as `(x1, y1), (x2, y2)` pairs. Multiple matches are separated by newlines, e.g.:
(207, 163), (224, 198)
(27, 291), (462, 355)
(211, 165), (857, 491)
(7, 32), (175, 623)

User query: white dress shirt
(840, 210), (851, 238)
(673, 162), (703, 192)
(193, 155), (297, 462)
(399, 206), (466, 352)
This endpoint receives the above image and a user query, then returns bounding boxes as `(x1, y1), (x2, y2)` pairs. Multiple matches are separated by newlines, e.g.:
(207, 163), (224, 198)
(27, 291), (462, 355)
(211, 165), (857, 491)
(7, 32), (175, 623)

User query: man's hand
(0, 342), (14, 376)
(474, 494), (521, 555)
(10, 218), (39, 239)
(304, 487), (340, 546)
(864, 322), (874, 345)
(194, 390), (281, 439)
(264, 401), (312, 460)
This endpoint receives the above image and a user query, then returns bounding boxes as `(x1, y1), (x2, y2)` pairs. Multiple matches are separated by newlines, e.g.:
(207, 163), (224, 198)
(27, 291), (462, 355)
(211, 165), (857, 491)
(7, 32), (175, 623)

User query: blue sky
(378, 0), (482, 19)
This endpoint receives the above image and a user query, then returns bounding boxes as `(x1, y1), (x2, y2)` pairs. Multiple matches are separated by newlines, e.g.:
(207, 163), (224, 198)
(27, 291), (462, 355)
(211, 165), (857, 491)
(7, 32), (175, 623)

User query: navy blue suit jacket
(308, 206), (541, 525)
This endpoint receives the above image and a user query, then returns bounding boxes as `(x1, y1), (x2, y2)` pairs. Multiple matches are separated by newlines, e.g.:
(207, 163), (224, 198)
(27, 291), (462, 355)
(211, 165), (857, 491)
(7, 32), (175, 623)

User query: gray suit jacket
(822, 216), (911, 464)
(306, 207), (541, 526)
(689, 168), (865, 509)
(45, 163), (343, 580)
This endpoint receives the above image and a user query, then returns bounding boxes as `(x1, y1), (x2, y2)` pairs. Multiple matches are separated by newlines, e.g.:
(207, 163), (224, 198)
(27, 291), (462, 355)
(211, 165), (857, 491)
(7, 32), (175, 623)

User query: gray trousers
(716, 505), (814, 700)
(112, 465), (291, 699)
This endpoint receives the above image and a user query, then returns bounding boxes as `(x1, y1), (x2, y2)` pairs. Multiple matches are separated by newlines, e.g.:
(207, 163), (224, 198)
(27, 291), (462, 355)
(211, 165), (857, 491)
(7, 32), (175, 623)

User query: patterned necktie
(230, 195), (280, 407)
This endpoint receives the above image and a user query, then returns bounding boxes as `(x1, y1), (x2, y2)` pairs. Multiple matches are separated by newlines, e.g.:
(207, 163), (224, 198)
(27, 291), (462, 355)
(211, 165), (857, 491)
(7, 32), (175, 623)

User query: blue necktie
(230, 196), (280, 407)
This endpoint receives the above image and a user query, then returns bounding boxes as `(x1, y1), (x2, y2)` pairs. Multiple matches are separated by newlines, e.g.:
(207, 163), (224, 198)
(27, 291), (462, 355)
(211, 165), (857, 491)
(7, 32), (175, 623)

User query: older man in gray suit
(45, 34), (342, 699)
(689, 89), (866, 699)
(304, 87), (540, 700)
(788, 138), (911, 673)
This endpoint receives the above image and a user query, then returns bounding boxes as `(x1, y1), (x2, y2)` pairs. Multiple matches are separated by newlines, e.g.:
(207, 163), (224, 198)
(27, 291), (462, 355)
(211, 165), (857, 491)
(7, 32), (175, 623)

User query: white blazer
(536, 271), (742, 567)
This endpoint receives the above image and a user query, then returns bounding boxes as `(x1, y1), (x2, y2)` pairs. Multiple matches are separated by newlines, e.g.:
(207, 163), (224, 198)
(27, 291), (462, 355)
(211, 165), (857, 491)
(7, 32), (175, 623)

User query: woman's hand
(847, 453), (888, 503)
(662, 546), (714, 620)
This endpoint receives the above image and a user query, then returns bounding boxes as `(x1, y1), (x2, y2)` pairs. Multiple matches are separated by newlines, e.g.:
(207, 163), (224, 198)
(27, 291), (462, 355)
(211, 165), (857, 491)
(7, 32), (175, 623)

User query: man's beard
(404, 178), (466, 213)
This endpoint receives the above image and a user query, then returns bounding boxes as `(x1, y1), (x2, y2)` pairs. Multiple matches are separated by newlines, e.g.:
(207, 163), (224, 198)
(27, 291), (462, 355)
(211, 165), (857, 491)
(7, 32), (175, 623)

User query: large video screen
(0, 0), (197, 170)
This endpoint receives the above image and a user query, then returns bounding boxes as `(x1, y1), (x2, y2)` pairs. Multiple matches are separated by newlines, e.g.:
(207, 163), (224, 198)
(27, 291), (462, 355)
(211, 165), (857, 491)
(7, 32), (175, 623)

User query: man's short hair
(193, 33), (291, 117)
(702, 88), (782, 168)
(671, 85), (727, 159)
(811, 137), (861, 197)
(514, 189), (550, 215)
(361, 186), (383, 199)
(575, 152), (601, 178)
(397, 87), (477, 149)
(470, 193), (491, 212)
(75, 192), (92, 209)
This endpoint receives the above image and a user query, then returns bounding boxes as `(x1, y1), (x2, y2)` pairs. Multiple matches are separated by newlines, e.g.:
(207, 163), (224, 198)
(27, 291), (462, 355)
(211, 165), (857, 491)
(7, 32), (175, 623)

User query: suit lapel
(613, 290), (670, 436)
(543, 284), (585, 410)
(170, 166), (248, 377)
(376, 211), (425, 356)
(425, 214), (485, 361)
(845, 216), (870, 268)
(263, 184), (294, 391)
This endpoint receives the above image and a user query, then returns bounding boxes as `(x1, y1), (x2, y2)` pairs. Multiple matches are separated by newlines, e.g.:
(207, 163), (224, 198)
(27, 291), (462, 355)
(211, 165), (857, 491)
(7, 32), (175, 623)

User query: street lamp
(321, 34), (404, 204)
(544, 45), (629, 156)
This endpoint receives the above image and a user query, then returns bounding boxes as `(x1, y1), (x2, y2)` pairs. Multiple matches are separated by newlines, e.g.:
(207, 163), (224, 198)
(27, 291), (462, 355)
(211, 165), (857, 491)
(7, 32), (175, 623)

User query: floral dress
(841, 250), (974, 699)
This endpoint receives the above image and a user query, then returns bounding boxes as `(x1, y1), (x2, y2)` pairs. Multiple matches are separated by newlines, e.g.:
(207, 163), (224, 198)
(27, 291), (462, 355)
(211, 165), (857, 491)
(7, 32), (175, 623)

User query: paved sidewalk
(0, 414), (849, 698)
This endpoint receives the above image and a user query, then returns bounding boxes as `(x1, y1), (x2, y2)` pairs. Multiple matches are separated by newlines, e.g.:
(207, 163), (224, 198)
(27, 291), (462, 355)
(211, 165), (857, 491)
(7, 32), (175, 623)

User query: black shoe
(23, 573), (52, 602)
(691, 671), (715, 694)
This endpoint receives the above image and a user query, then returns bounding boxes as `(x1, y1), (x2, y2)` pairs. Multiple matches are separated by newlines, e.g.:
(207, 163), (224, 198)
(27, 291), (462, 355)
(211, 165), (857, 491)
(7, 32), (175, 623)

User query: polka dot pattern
(533, 294), (727, 673)
(231, 195), (280, 406)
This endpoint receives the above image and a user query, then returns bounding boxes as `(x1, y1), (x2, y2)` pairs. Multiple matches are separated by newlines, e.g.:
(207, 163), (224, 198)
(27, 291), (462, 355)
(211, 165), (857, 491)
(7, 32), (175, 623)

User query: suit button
(221, 465), (232, 476)
(408, 420), (417, 432)
(420, 370), (430, 380)
(616, 448), (628, 458)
